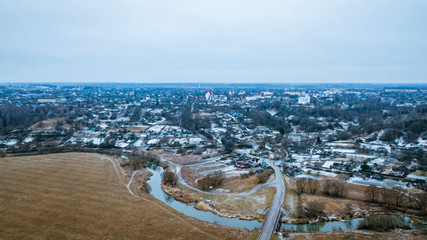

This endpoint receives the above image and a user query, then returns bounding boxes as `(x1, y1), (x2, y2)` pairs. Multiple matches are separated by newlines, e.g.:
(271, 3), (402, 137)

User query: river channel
(146, 163), (424, 232)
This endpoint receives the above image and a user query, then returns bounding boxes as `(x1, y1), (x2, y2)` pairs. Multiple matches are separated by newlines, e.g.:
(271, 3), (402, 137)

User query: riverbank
(284, 229), (426, 240)
(155, 163), (426, 231)
(161, 183), (274, 222)
(283, 210), (427, 226)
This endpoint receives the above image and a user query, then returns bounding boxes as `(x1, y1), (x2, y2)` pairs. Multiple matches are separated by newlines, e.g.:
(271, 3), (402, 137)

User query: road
(258, 159), (285, 240)
(157, 156), (276, 197)
(157, 153), (286, 240)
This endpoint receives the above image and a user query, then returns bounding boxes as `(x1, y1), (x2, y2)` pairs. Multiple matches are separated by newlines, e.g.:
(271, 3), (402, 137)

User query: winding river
(146, 164), (424, 232)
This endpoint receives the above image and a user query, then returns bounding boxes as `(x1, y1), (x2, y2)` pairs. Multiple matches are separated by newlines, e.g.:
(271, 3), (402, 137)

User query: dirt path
(100, 156), (222, 239)
(126, 170), (141, 197)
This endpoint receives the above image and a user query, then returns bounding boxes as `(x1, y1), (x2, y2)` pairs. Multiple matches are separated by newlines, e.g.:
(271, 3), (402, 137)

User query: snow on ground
(147, 138), (160, 145)
(346, 153), (376, 160)
(406, 173), (427, 181)
(133, 139), (145, 147)
(23, 137), (33, 143)
(235, 149), (251, 155)
(348, 176), (409, 189)
(189, 161), (223, 169)
(396, 137), (406, 147)
(292, 154), (311, 162)
(5, 139), (18, 146)
(327, 142), (354, 147)
(116, 117), (130, 122)
(66, 137), (77, 144)
(115, 141), (129, 148)
(417, 136), (427, 146)
(77, 137), (104, 145)
(199, 165), (238, 176)
(172, 138), (187, 145)
(331, 148), (356, 154)
(225, 170), (250, 177)
(188, 137), (204, 145)
(295, 174), (323, 180)
(367, 157), (387, 166)
(91, 138), (103, 145)
(147, 125), (164, 133)
(361, 143), (391, 153)
(348, 176), (384, 187)
(211, 127), (227, 133)
(99, 122), (108, 129)
(303, 168), (338, 177)
(163, 125), (184, 132)
(267, 109), (277, 116)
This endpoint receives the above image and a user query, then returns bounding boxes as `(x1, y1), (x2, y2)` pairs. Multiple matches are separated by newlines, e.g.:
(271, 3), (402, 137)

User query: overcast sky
(1, 0), (426, 83)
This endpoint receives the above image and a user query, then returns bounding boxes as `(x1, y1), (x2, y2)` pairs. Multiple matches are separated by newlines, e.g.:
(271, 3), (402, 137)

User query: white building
(205, 91), (213, 101)
(298, 95), (311, 104)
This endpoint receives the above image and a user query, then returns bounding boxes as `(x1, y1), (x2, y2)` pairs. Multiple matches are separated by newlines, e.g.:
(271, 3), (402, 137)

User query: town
(1, 83), (426, 239)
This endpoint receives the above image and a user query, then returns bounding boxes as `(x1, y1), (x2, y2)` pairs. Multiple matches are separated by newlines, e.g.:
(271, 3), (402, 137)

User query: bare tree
(198, 171), (225, 190)
(256, 170), (272, 184)
(411, 191), (427, 215)
(392, 187), (407, 207)
(163, 171), (178, 187)
(307, 178), (320, 194)
(323, 180), (346, 197)
(380, 188), (393, 207)
(305, 200), (324, 218)
(295, 196), (304, 218)
(296, 178), (306, 193)
(211, 171), (225, 186)
(345, 202), (353, 217)
(365, 185), (379, 202)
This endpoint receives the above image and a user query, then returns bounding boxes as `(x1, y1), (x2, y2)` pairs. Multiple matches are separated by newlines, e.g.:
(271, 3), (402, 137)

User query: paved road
(258, 159), (285, 240)
(157, 153), (287, 240)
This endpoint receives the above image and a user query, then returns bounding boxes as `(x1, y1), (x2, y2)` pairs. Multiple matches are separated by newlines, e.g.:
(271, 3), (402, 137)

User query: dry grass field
(0, 153), (247, 240)
(286, 230), (426, 240)
(220, 175), (260, 193)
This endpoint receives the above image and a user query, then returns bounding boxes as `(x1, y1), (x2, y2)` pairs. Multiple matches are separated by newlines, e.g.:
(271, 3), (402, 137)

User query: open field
(32, 117), (72, 131)
(163, 184), (275, 221)
(299, 194), (383, 217)
(220, 175), (260, 193)
(286, 229), (426, 240)
(0, 153), (247, 240)
(152, 149), (203, 165)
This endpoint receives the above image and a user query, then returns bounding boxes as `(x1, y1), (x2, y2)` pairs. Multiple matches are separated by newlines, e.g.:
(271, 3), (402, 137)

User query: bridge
(257, 159), (285, 240)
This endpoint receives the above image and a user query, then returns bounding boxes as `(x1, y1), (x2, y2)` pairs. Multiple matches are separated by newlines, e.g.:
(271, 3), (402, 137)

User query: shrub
(241, 173), (250, 179)
(256, 170), (272, 184)
(163, 171), (178, 187)
(177, 147), (186, 155)
(0, 150), (6, 157)
(365, 185), (379, 202)
(305, 200), (324, 218)
(323, 180), (346, 197)
(198, 171), (225, 190)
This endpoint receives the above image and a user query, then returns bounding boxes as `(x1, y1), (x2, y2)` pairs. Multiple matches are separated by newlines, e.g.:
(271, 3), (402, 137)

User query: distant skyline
(1, 1), (426, 83)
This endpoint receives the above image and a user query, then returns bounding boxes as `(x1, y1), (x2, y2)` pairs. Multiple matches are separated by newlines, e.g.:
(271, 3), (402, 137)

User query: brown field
(32, 117), (71, 131)
(163, 183), (275, 221)
(220, 175), (260, 193)
(286, 229), (426, 240)
(152, 149), (203, 165)
(300, 194), (383, 217)
(0, 153), (247, 240)
(287, 175), (425, 219)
